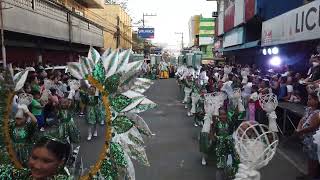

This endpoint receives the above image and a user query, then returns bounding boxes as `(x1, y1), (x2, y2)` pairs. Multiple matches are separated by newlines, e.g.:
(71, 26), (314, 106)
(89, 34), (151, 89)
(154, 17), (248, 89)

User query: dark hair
(308, 92), (320, 109)
(309, 92), (319, 102)
(33, 137), (71, 164)
(264, 80), (270, 87)
(49, 88), (57, 95)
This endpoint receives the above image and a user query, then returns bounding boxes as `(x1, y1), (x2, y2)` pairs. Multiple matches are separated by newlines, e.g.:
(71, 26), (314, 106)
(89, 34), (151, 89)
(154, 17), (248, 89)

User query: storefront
(261, 0), (320, 71)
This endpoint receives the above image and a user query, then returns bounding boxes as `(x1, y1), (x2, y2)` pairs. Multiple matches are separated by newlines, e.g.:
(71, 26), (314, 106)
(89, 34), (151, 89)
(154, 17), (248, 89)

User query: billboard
(261, 0), (320, 46)
(138, 28), (155, 39)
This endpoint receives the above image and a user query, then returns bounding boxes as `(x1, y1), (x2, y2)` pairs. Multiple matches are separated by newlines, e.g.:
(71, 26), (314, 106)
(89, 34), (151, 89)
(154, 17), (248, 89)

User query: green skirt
(199, 132), (211, 154)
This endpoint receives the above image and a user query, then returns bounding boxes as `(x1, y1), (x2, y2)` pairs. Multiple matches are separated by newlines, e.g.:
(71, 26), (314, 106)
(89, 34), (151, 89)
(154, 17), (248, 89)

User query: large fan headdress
(67, 47), (157, 180)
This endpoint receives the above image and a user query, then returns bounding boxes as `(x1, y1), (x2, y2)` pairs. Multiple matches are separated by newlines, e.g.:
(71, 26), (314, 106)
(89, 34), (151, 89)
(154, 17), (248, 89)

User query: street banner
(262, 0), (320, 46)
(138, 28), (155, 39)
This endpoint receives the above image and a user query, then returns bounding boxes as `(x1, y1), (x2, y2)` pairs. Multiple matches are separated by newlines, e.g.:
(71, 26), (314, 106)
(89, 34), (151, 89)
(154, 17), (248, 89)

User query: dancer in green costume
(0, 136), (73, 179)
(43, 98), (80, 144)
(11, 105), (38, 166)
(213, 108), (239, 179)
(82, 86), (103, 141)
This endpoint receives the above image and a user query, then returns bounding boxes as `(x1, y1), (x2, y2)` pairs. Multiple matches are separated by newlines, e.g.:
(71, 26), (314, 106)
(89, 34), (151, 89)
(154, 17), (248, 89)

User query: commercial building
(211, 0), (308, 67)
(1, 0), (105, 66)
(199, 16), (215, 59)
(188, 15), (200, 47)
(90, 3), (132, 50)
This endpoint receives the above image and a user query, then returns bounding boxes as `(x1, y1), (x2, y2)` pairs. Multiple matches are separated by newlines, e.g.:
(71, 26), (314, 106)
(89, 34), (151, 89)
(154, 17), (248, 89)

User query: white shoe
(100, 121), (105, 125)
(194, 123), (198, 127)
(93, 130), (98, 137)
(184, 105), (188, 109)
(187, 112), (192, 116)
(40, 127), (45, 132)
(201, 157), (207, 166)
(87, 134), (92, 141)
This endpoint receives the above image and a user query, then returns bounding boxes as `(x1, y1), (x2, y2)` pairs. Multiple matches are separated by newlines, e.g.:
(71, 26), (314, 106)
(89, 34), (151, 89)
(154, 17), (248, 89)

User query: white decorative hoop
(222, 66), (232, 82)
(258, 93), (279, 132)
(234, 88), (245, 112)
(241, 68), (250, 84)
(68, 79), (80, 91)
(234, 121), (279, 180)
(44, 79), (54, 90)
(17, 93), (33, 106)
(259, 93), (278, 113)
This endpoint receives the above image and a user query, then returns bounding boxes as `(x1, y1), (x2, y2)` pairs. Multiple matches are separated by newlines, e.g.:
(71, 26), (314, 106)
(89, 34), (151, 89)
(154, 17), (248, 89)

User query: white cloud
(127, 0), (217, 49)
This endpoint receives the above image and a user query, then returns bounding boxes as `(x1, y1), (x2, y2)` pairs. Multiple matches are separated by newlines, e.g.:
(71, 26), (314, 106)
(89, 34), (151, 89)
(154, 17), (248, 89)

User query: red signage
(224, 3), (235, 32)
(245, 0), (256, 21)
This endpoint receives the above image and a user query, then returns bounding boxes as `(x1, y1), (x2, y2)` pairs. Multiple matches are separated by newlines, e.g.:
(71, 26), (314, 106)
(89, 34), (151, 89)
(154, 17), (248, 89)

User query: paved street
(74, 78), (305, 179)
(134, 79), (304, 180)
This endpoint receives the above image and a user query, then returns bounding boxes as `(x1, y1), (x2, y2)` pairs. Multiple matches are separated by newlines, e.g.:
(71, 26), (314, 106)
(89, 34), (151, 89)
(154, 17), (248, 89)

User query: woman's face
(219, 110), (227, 122)
(28, 147), (63, 179)
(60, 99), (70, 109)
(89, 87), (96, 95)
(307, 95), (319, 108)
(15, 117), (26, 126)
(33, 77), (39, 84)
(25, 86), (31, 93)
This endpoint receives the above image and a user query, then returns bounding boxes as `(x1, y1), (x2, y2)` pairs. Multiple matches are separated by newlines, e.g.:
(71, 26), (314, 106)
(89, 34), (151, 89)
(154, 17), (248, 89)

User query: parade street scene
(1, 0), (320, 180)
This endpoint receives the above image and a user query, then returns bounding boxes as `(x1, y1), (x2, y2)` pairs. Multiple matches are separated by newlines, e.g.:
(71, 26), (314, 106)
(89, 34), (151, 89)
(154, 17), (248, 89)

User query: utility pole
(175, 32), (184, 50)
(141, 13), (156, 58)
(0, 0), (6, 68)
(142, 13), (157, 28)
(116, 16), (120, 48)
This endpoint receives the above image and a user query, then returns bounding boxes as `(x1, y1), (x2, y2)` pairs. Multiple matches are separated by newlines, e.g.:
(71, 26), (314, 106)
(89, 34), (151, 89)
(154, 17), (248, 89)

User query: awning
(222, 40), (260, 52)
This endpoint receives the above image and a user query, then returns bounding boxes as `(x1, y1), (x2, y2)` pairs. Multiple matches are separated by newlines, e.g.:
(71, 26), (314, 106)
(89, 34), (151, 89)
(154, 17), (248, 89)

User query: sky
(126, 0), (217, 50)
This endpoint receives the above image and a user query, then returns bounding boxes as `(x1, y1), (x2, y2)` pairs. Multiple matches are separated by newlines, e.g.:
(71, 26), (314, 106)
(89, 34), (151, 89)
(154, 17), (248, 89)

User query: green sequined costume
(194, 96), (205, 126)
(40, 110), (80, 144)
(10, 121), (38, 166)
(83, 95), (103, 125)
(98, 95), (106, 124)
(214, 117), (239, 179)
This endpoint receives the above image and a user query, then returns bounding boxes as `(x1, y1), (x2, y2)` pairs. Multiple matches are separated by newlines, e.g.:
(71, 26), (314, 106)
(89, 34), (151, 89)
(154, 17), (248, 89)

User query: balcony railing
(3, 0), (104, 47)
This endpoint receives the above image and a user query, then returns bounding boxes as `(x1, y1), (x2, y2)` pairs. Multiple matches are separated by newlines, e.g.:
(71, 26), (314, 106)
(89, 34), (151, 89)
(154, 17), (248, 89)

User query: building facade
(199, 16), (215, 59)
(188, 15), (200, 47)
(213, 0), (307, 66)
(91, 3), (132, 50)
(2, 0), (105, 65)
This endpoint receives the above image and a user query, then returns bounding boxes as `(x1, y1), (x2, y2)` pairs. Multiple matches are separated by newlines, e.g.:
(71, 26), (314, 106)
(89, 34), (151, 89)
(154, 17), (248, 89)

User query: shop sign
(138, 28), (155, 39)
(262, 0), (320, 46)
(223, 27), (244, 48)
(199, 37), (214, 46)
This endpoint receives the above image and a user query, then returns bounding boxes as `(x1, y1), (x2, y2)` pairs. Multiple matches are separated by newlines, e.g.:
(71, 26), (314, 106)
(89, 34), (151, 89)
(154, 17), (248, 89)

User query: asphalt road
(74, 78), (304, 180)
(134, 79), (303, 180)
